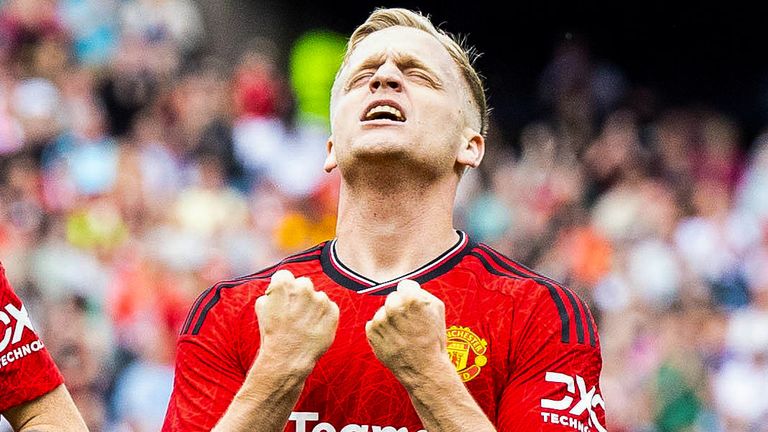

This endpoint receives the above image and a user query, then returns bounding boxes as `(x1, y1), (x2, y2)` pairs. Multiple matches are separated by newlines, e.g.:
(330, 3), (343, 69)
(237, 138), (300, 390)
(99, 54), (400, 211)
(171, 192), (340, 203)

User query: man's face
(327, 26), (478, 179)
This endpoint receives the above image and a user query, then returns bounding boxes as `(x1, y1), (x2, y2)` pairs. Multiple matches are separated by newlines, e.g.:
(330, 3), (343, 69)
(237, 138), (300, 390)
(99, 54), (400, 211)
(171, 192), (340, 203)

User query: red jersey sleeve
(497, 280), (606, 432)
(0, 262), (64, 413)
(162, 281), (260, 431)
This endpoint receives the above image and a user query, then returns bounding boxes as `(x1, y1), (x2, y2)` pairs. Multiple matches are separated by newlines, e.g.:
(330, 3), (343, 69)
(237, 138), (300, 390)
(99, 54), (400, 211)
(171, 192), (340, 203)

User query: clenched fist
(365, 280), (454, 385)
(255, 270), (340, 371)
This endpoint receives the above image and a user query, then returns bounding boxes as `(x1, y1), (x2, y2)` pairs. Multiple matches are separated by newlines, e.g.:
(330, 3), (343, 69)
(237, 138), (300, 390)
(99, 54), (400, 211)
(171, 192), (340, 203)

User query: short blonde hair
(338, 8), (489, 136)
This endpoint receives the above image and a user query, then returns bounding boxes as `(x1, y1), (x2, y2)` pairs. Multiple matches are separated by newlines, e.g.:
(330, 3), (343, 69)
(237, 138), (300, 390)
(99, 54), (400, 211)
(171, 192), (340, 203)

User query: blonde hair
(338, 8), (489, 136)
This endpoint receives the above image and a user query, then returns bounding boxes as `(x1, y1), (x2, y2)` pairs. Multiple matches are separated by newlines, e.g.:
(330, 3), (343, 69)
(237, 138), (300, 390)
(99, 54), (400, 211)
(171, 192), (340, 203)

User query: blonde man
(163, 8), (605, 432)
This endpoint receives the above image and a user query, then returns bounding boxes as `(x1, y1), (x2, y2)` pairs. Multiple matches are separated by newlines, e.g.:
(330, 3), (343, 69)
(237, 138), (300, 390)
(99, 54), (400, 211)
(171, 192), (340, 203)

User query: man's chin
(350, 143), (419, 163)
(339, 148), (445, 184)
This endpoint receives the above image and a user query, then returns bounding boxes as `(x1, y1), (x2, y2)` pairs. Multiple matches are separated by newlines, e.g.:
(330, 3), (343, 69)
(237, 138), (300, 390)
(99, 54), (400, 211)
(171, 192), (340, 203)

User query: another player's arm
(212, 270), (339, 432)
(366, 280), (496, 432)
(3, 384), (88, 432)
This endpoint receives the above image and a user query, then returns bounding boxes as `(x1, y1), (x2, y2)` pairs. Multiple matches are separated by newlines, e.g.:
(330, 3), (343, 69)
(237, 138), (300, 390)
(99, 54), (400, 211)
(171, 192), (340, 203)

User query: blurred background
(1, 0), (767, 431)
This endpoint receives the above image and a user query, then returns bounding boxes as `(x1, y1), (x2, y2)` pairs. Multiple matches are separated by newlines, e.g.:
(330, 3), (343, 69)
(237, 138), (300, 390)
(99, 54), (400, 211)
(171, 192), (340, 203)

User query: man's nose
(369, 63), (403, 93)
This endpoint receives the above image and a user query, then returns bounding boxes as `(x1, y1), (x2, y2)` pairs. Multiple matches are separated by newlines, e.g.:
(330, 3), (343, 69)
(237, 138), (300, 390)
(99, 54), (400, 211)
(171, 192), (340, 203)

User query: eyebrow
(344, 51), (444, 90)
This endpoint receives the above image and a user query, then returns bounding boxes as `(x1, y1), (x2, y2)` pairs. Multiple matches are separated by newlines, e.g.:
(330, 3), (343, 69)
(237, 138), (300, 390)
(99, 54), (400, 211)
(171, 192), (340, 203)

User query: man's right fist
(255, 270), (339, 369)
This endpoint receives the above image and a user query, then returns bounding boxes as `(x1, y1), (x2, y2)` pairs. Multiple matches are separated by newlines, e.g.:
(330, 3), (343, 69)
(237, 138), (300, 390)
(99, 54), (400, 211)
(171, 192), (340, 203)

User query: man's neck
(333, 175), (460, 283)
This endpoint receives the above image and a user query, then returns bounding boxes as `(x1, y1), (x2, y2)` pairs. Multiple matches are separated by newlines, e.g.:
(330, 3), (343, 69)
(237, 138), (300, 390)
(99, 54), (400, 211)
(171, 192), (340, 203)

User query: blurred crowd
(1, 1), (767, 431)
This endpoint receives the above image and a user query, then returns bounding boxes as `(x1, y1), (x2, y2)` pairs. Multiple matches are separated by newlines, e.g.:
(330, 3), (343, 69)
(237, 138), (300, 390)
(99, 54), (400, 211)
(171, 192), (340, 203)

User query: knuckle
(298, 280), (316, 295)
(384, 292), (403, 310)
(373, 307), (387, 323)
(275, 269), (294, 279)
(254, 296), (269, 315)
(402, 293), (419, 305)
(296, 276), (314, 289)
(272, 269), (294, 285)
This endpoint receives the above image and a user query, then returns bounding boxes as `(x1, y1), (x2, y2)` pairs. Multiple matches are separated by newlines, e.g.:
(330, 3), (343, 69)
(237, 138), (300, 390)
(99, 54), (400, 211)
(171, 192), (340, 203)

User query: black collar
(320, 231), (474, 295)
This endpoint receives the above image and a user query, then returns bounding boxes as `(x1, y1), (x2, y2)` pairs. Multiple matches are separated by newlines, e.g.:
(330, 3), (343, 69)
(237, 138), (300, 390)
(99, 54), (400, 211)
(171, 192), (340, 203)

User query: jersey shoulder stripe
(468, 249), (524, 281)
(475, 244), (596, 347)
(575, 293), (597, 347)
(471, 245), (573, 344)
(181, 244), (325, 336)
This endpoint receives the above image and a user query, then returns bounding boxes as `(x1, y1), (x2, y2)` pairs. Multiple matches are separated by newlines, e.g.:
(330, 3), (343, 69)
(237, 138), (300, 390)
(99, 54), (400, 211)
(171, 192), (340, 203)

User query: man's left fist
(365, 280), (452, 382)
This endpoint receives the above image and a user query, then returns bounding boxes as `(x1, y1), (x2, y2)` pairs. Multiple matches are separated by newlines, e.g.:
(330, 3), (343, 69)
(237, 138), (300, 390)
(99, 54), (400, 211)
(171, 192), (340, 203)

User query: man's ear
(456, 128), (485, 169)
(324, 137), (338, 173)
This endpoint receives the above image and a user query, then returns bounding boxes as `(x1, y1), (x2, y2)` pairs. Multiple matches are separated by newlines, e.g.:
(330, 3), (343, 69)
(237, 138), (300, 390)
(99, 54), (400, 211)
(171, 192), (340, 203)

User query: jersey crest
(446, 325), (487, 382)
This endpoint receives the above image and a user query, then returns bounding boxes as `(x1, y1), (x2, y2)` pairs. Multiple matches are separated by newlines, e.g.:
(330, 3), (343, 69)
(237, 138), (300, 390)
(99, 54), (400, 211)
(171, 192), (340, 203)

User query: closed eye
(346, 71), (375, 91)
(405, 69), (441, 88)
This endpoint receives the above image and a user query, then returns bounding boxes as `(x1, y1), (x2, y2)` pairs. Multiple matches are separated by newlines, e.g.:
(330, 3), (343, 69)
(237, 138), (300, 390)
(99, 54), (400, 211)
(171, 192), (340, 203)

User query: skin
(213, 270), (339, 431)
(215, 24), (494, 431)
(3, 384), (89, 431)
(327, 26), (484, 283)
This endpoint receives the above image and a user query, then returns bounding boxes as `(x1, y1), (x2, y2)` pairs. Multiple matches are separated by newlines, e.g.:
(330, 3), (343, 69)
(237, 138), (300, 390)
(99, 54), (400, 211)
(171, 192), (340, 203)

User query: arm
(399, 359), (495, 432)
(3, 384), (88, 432)
(496, 282), (605, 431)
(163, 270), (338, 431)
(211, 342), (314, 431)
(213, 270), (339, 431)
(0, 263), (87, 431)
(366, 280), (495, 432)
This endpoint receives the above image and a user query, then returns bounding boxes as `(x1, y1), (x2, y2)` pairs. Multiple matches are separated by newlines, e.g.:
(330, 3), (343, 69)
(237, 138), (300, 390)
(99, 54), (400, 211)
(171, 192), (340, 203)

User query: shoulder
(179, 243), (327, 337)
(465, 243), (598, 347)
(463, 242), (566, 301)
(0, 262), (20, 305)
(0, 261), (9, 291)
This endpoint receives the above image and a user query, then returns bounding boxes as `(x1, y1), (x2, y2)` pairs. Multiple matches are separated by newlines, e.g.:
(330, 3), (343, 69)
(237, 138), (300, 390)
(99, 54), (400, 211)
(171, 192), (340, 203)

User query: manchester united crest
(446, 325), (488, 382)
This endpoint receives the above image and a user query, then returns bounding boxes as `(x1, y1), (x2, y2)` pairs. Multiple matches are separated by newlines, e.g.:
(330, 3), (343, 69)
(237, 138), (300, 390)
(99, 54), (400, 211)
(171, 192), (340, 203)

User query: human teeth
(365, 105), (403, 120)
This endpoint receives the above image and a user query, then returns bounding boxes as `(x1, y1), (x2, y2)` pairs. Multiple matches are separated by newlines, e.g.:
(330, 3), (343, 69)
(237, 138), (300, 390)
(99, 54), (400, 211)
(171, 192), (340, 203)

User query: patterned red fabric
(0, 262), (64, 412)
(163, 235), (605, 432)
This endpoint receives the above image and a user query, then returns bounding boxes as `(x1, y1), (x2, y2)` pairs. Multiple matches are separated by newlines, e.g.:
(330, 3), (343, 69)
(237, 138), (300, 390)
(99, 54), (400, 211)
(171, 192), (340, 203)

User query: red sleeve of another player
(497, 281), (606, 432)
(0, 263), (64, 413)
(162, 286), (257, 431)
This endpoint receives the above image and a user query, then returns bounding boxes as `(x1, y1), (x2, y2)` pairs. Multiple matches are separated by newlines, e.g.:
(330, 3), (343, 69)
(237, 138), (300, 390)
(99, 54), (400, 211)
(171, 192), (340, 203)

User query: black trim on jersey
(372, 237), (477, 295)
(182, 245), (324, 336)
(561, 286), (585, 344)
(577, 295), (597, 347)
(320, 241), (365, 291)
(469, 251), (522, 280)
(320, 232), (475, 295)
(329, 244), (376, 285)
(190, 274), (272, 335)
(535, 281), (571, 344)
(477, 245), (574, 345)
(180, 285), (213, 335)
(180, 244), (323, 334)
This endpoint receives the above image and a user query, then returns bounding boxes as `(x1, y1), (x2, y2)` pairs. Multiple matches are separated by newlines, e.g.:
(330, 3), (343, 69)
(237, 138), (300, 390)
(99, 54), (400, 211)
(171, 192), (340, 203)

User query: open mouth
(361, 101), (406, 122)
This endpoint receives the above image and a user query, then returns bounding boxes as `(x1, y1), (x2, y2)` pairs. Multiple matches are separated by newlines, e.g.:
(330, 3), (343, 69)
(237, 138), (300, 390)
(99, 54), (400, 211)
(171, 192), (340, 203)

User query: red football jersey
(0, 262), (64, 413)
(163, 232), (605, 432)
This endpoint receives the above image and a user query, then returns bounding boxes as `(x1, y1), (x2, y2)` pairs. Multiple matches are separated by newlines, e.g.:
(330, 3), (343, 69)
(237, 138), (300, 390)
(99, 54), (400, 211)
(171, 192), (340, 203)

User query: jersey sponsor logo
(288, 412), (426, 432)
(0, 302), (43, 369)
(0, 340), (46, 369)
(540, 372), (606, 432)
(0, 303), (36, 352)
(446, 325), (487, 382)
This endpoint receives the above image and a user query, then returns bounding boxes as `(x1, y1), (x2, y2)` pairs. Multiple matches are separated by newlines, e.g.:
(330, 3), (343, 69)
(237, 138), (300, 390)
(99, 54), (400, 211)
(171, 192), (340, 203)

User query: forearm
(213, 270), (338, 432)
(212, 350), (313, 432)
(401, 359), (496, 432)
(4, 385), (88, 432)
